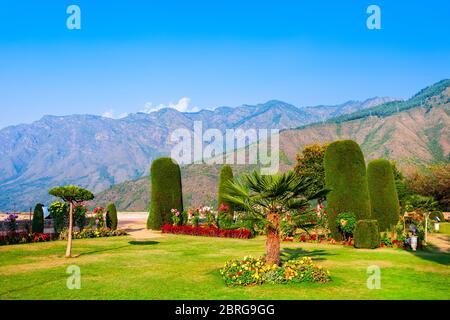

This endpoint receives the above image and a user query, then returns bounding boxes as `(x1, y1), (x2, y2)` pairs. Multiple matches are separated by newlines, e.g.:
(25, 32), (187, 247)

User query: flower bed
(59, 228), (128, 240)
(0, 232), (57, 246)
(162, 224), (253, 239)
(220, 256), (330, 286)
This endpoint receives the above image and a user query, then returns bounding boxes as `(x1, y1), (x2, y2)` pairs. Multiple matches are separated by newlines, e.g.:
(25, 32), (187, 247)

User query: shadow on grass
(80, 244), (131, 256)
(281, 247), (335, 262)
(410, 245), (450, 266)
(129, 240), (159, 246)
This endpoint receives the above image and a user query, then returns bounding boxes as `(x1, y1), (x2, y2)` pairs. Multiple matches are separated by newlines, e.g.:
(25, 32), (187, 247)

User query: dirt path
(117, 212), (164, 240)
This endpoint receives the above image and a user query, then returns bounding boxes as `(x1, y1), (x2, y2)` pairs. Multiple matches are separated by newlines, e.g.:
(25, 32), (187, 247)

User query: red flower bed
(162, 224), (253, 239)
(0, 232), (56, 246)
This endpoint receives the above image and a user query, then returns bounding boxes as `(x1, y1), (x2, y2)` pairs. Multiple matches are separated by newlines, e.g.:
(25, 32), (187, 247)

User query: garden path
(117, 212), (163, 239)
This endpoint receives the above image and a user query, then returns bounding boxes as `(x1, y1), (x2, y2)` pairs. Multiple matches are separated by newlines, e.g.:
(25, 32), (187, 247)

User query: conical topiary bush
(105, 203), (118, 230)
(367, 159), (400, 232)
(324, 140), (371, 240)
(217, 165), (234, 228)
(32, 203), (45, 233)
(147, 157), (183, 230)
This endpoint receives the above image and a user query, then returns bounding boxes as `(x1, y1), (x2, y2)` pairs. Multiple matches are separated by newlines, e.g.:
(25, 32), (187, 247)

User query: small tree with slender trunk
(48, 186), (94, 258)
(223, 170), (328, 265)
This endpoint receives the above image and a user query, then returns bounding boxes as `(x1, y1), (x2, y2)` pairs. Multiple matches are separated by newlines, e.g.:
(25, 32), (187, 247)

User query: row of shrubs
(0, 232), (57, 246)
(161, 224), (253, 239)
(220, 256), (330, 286)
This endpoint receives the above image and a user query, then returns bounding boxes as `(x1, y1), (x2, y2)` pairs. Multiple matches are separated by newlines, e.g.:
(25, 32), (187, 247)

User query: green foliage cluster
(74, 204), (87, 231)
(354, 220), (380, 249)
(32, 203), (44, 233)
(49, 201), (68, 233)
(217, 165), (235, 229)
(105, 203), (118, 230)
(324, 140), (371, 240)
(49, 185), (94, 203)
(367, 159), (400, 231)
(147, 157), (183, 230)
(336, 212), (356, 240)
(294, 143), (329, 198)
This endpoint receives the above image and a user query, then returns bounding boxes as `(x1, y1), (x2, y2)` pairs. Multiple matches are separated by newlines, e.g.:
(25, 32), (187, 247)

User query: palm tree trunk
(65, 202), (74, 258)
(266, 212), (281, 265)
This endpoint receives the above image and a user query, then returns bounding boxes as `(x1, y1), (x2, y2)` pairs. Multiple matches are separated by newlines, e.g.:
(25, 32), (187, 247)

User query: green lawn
(439, 222), (450, 235)
(0, 234), (449, 300)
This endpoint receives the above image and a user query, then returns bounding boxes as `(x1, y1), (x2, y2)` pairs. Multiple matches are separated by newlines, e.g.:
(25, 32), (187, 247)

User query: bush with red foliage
(162, 224), (253, 239)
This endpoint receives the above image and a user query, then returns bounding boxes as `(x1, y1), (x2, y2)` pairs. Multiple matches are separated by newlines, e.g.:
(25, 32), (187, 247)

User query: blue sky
(0, 0), (449, 128)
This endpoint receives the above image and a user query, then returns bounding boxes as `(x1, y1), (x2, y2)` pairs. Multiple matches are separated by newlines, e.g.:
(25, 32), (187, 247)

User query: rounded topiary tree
(354, 220), (380, 249)
(217, 165), (234, 228)
(32, 203), (45, 233)
(48, 186), (94, 258)
(106, 203), (118, 230)
(324, 140), (371, 240)
(367, 159), (400, 231)
(147, 157), (183, 230)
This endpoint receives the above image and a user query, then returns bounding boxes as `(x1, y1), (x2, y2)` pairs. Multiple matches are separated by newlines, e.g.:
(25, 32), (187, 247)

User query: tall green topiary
(354, 220), (380, 249)
(217, 165), (234, 228)
(106, 203), (118, 230)
(324, 140), (371, 240)
(32, 203), (44, 233)
(147, 157), (183, 230)
(367, 159), (400, 231)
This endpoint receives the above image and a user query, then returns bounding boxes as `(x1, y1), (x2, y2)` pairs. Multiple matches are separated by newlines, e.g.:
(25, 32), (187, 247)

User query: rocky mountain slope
(0, 97), (395, 211)
(95, 80), (450, 211)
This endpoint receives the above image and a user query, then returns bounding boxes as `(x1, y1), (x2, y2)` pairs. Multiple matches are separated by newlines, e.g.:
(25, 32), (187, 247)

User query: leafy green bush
(324, 140), (371, 240)
(336, 212), (356, 240)
(147, 157), (184, 230)
(354, 220), (380, 249)
(32, 203), (44, 233)
(220, 256), (330, 286)
(217, 165), (235, 229)
(367, 159), (400, 231)
(105, 203), (118, 230)
(49, 201), (68, 233)
(74, 204), (87, 231)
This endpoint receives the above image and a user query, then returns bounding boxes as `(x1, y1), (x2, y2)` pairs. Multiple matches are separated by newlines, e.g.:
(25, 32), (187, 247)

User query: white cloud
(141, 97), (199, 113)
(101, 109), (128, 119)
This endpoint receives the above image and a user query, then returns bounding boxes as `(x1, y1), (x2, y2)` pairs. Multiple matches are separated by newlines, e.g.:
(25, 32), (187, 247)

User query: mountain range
(1, 80), (449, 211)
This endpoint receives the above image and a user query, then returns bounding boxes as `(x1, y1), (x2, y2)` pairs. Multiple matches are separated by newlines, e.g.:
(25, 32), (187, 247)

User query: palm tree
(223, 170), (328, 265)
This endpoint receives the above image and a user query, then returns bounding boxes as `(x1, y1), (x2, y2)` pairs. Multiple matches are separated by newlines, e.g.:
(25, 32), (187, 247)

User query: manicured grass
(0, 234), (449, 300)
(439, 222), (450, 235)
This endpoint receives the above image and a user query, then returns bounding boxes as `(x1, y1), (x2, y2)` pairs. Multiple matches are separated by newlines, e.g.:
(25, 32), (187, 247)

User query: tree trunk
(266, 212), (281, 265)
(65, 202), (74, 258)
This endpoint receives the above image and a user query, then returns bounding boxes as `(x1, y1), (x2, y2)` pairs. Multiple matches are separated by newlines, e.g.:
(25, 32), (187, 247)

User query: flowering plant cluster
(220, 256), (330, 287)
(162, 224), (253, 239)
(0, 232), (56, 246)
(336, 212), (356, 241)
(59, 227), (128, 240)
(93, 207), (105, 228)
(283, 233), (354, 246)
(171, 208), (181, 226)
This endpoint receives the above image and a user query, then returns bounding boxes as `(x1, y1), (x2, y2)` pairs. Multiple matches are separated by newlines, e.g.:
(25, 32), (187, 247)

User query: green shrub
(217, 165), (235, 229)
(74, 204), (88, 231)
(106, 203), (118, 230)
(367, 159), (400, 231)
(336, 212), (356, 240)
(32, 203), (45, 233)
(49, 201), (68, 233)
(354, 220), (380, 249)
(324, 140), (371, 240)
(147, 157), (184, 230)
